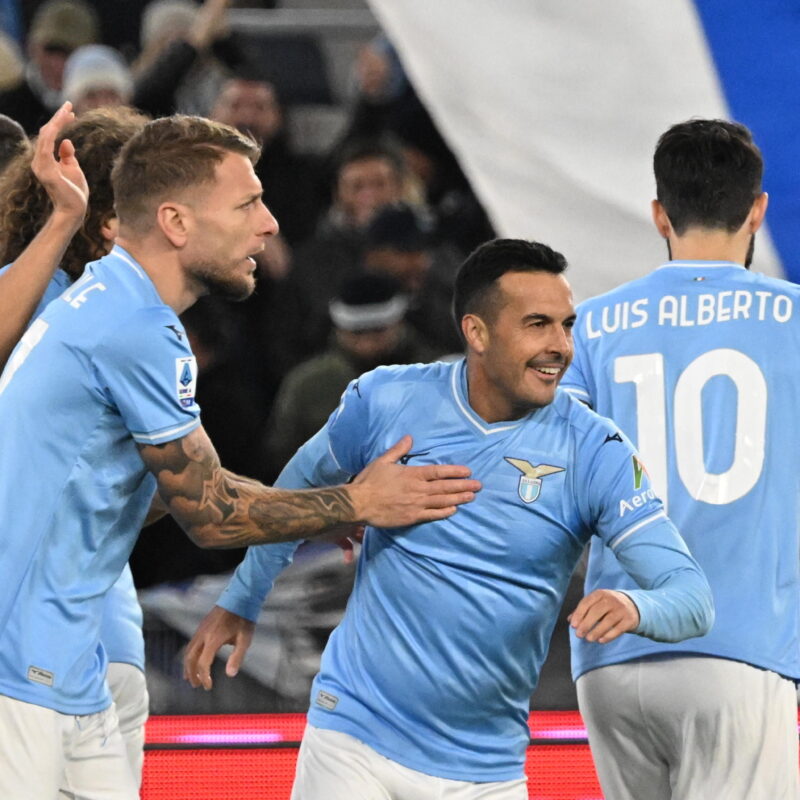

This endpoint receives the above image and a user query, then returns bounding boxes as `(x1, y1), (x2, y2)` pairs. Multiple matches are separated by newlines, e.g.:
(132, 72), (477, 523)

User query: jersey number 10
(614, 348), (766, 507)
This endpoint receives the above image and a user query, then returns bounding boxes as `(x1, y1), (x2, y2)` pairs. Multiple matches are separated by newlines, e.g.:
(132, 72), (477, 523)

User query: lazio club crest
(504, 458), (566, 504)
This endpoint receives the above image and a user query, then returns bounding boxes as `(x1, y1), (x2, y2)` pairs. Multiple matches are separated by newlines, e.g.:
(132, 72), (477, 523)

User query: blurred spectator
(130, 298), (262, 587)
(343, 35), (495, 256)
(261, 273), (439, 480)
(0, 0), (99, 132)
(62, 44), (133, 115)
(362, 203), (462, 355)
(0, 113), (27, 173)
(209, 76), (325, 246)
(0, 31), (23, 92)
(263, 136), (408, 376)
(132, 0), (241, 117)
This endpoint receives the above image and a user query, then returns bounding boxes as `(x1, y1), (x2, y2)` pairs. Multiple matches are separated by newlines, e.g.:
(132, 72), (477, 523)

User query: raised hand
(32, 102), (89, 225)
(348, 436), (481, 527)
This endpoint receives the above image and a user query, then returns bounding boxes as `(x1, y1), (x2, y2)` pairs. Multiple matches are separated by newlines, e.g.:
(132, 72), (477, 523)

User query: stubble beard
(189, 258), (255, 302)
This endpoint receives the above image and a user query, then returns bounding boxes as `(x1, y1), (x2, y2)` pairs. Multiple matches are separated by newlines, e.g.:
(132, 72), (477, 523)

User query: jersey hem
(572, 643), (800, 682)
(131, 416), (201, 445)
(306, 711), (526, 783)
(0, 682), (112, 715)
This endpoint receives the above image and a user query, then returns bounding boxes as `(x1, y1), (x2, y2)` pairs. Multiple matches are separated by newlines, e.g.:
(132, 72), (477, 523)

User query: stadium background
(3, 0), (800, 797)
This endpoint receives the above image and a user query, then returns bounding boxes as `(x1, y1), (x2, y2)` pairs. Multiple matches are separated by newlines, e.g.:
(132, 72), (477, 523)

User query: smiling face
(181, 151), (278, 300)
(465, 270), (575, 421)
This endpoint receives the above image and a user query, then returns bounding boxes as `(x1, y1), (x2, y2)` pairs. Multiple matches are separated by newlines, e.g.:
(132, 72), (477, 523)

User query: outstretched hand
(183, 605), (255, 690)
(568, 589), (640, 644)
(32, 102), (89, 223)
(348, 435), (481, 528)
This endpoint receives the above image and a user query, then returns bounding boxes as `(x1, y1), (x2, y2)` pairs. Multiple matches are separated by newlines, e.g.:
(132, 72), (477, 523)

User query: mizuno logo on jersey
(165, 324), (185, 341)
(27, 665), (54, 687)
(400, 450), (430, 465)
(603, 432), (623, 445)
(504, 458), (565, 504)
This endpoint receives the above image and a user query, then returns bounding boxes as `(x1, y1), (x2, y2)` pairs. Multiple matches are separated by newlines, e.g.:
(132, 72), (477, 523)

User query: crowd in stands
(0, 0), (495, 587)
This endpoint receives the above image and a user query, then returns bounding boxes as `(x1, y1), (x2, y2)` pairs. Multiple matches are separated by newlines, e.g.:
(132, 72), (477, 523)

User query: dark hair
(452, 238), (567, 333)
(654, 119), (763, 235)
(334, 135), (406, 180)
(0, 106), (147, 279)
(111, 115), (261, 233)
(0, 115), (28, 174)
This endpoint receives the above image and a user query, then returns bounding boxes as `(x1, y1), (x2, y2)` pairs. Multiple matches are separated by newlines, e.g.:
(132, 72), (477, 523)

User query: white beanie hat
(62, 45), (134, 105)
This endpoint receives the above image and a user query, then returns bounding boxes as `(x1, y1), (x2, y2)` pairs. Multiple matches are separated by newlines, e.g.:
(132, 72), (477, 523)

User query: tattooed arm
(138, 425), (479, 548)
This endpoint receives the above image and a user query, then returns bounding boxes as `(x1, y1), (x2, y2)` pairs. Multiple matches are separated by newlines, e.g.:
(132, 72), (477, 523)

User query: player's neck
(115, 235), (200, 314)
(465, 359), (534, 424)
(667, 229), (751, 266)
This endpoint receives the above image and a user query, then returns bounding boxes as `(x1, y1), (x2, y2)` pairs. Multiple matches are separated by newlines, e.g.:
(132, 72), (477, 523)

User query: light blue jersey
(219, 359), (712, 781)
(25, 266), (145, 672)
(0, 246), (200, 713)
(563, 260), (800, 681)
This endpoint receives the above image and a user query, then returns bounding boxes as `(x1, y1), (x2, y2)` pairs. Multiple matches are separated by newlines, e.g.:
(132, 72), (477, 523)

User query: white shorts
(0, 693), (138, 800)
(106, 662), (149, 788)
(291, 724), (528, 800)
(577, 656), (800, 800)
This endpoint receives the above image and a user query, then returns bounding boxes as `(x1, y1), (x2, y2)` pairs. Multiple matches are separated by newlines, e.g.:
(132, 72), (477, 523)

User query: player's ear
(747, 192), (768, 233)
(99, 215), (118, 245)
(651, 199), (672, 239)
(462, 313), (489, 354)
(157, 201), (191, 247)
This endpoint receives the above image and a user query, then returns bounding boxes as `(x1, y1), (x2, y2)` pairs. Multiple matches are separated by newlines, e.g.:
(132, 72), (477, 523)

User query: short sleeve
(92, 308), (201, 445)
(579, 419), (667, 550)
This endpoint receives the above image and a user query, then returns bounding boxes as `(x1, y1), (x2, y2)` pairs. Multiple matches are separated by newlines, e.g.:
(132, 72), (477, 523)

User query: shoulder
(550, 389), (625, 449)
(576, 274), (653, 314)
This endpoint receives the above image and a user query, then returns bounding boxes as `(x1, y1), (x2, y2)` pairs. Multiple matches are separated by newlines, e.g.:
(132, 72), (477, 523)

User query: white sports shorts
(0, 693), (138, 800)
(291, 724), (528, 800)
(577, 655), (800, 800)
(106, 662), (149, 788)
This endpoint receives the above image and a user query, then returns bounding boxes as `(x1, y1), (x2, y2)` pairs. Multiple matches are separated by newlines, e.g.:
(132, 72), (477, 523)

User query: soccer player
(562, 119), (800, 799)
(0, 103), (152, 788)
(0, 115), (480, 800)
(185, 238), (714, 799)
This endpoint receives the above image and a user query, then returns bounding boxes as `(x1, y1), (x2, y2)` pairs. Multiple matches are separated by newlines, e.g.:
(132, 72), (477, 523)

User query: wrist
(47, 208), (85, 233)
(344, 483), (368, 524)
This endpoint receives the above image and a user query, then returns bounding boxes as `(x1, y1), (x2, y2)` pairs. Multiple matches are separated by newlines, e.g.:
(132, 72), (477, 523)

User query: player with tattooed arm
(0, 115), (479, 800)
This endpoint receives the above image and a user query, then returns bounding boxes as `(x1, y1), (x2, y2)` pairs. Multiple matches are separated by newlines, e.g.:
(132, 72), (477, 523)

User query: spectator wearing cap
(260, 273), (439, 481)
(363, 202), (463, 355)
(0, 0), (99, 133)
(62, 45), (134, 116)
(0, 113), (27, 173)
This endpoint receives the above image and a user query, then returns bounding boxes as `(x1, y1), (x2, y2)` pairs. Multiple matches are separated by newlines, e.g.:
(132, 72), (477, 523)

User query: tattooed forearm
(138, 426), (356, 548)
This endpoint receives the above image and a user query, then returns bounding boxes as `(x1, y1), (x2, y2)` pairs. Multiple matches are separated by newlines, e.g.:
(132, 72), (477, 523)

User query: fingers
(183, 638), (213, 690)
(418, 490), (477, 510)
(35, 102), (74, 159)
(569, 590), (639, 643)
(421, 478), (481, 496)
(225, 639), (248, 678)
(375, 435), (413, 463)
(57, 138), (76, 164)
(410, 463), (473, 480)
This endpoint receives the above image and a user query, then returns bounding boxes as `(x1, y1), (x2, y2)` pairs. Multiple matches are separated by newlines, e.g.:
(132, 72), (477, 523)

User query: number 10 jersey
(563, 260), (800, 681)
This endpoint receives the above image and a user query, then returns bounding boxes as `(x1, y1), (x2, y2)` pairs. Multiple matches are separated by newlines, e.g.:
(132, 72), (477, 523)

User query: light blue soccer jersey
(0, 245), (200, 713)
(563, 260), (800, 681)
(219, 359), (712, 781)
(23, 266), (145, 672)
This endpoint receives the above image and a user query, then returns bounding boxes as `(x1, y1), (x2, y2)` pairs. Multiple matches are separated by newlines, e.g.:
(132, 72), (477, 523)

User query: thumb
(58, 138), (76, 163)
(376, 435), (413, 463)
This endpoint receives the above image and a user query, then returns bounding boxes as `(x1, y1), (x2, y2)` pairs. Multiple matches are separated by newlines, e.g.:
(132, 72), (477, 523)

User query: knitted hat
(29, 0), (99, 52)
(62, 45), (134, 105)
(329, 274), (408, 331)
